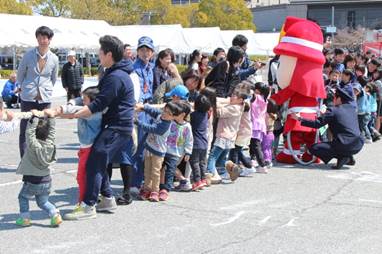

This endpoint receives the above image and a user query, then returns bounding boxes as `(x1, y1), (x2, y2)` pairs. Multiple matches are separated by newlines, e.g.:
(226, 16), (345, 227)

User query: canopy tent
(252, 33), (280, 56)
(0, 14), (115, 49)
(115, 24), (191, 53)
(363, 41), (382, 57)
(182, 27), (228, 54)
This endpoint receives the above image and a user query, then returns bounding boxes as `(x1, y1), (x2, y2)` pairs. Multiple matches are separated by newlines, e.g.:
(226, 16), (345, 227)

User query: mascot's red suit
(269, 16), (326, 164)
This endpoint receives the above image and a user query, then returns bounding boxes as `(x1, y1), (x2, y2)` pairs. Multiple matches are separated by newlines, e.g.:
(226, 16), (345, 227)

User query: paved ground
(1, 96), (382, 254)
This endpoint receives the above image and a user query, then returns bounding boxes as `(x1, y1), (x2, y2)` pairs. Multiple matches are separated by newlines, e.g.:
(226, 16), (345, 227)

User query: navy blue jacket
(88, 60), (135, 135)
(190, 111), (208, 150)
(301, 103), (364, 154)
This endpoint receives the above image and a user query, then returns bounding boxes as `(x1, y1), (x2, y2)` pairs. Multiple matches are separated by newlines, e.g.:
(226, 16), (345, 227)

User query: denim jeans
(358, 114), (371, 140)
(160, 154), (179, 191)
(18, 181), (58, 219)
(228, 145), (252, 168)
(207, 145), (230, 175)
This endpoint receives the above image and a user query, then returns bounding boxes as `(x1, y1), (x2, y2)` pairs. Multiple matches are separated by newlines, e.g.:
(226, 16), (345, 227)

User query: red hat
(274, 16), (325, 64)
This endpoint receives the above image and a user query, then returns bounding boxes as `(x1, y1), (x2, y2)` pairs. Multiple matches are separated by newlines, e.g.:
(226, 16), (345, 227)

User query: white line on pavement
(258, 216), (272, 225)
(210, 211), (246, 227)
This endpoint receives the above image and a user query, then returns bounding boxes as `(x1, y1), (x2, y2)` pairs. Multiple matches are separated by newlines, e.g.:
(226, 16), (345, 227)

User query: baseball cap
(165, 85), (189, 100)
(137, 36), (154, 50)
(68, 50), (76, 56)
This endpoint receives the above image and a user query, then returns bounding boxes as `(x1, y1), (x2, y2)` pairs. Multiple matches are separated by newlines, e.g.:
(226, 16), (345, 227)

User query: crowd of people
(0, 24), (379, 227)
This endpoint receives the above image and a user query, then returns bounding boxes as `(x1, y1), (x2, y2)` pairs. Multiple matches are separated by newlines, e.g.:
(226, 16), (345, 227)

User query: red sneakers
(192, 181), (205, 191)
(159, 189), (169, 201)
(139, 189), (151, 201)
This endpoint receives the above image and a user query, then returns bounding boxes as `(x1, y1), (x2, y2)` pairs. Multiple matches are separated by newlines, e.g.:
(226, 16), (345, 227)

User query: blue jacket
(138, 105), (171, 157)
(353, 83), (370, 114)
(88, 60), (135, 135)
(1, 80), (17, 98)
(134, 58), (154, 103)
(239, 53), (257, 80)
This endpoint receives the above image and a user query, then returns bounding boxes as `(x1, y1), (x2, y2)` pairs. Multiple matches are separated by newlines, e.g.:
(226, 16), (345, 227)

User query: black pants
(19, 100), (50, 157)
(189, 149), (207, 183)
(228, 145), (252, 168)
(309, 142), (362, 164)
(67, 88), (81, 101)
(250, 138), (265, 167)
(84, 128), (131, 206)
(107, 163), (132, 193)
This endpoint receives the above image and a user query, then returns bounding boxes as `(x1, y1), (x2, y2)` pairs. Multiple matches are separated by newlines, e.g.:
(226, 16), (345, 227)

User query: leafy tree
(0, 0), (32, 15)
(196, 0), (256, 31)
(30, 0), (71, 17)
(165, 3), (198, 27)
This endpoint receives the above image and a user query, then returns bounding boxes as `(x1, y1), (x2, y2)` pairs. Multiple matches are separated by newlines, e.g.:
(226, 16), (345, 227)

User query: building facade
(252, 0), (382, 32)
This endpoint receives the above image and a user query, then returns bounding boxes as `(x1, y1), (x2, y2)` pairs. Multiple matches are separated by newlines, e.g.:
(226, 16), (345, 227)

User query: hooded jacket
(88, 60), (135, 135)
(16, 117), (56, 177)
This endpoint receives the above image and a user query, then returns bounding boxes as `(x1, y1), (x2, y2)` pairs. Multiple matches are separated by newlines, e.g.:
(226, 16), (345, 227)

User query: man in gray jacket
(17, 26), (59, 157)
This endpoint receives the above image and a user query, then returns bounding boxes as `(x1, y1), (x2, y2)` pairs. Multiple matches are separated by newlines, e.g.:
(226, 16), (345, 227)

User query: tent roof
(182, 27), (228, 53)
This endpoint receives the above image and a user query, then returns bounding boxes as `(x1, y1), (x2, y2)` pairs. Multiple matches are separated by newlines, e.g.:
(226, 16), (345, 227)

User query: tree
(30, 0), (71, 17)
(196, 0), (256, 31)
(164, 4), (198, 27)
(0, 0), (32, 15)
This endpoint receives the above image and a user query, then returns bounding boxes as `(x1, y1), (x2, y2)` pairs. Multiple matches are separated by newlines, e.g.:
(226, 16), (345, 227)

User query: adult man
(291, 85), (364, 169)
(17, 26), (59, 157)
(65, 35), (135, 220)
(1, 72), (19, 108)
(123, 44), (135, 62)
(232, 34), (263, 80)
(61, 50), (84, 101)
(132, 36), (155, 190)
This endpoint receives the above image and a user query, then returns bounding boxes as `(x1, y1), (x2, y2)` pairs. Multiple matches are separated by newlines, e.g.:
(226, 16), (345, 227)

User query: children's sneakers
(159, 189), (169, 201)
(192, 181), (204, 191)
(177, 179), (192, 192)
(15, 218), (31, 227)
(256, 166), (268, 174)
(149, 192), (160, 202)
(139, 189), (151, 201)
(225, 160), (240, 181)
(63, 203), (97, 220)
(50, 214), (63, 227)
(204, 174), (212, 187)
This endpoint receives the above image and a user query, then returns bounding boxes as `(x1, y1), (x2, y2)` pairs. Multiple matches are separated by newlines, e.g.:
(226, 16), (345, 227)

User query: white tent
(182, 27), (228, 54)
(252, 32), (280, 56)
(0, 14), (115, 49)
(115, 24), (191, 54)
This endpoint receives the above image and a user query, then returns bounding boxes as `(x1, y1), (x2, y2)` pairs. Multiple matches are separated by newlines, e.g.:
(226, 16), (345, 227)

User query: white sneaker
(239, 167), (256, 177)
(96, 196), (117, 212)
(365, 139), (373, 144)
(256, 166), (268, 174)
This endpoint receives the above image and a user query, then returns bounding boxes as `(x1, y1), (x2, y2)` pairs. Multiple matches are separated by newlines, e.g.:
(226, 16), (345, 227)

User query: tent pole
(12, 46), (16, 71)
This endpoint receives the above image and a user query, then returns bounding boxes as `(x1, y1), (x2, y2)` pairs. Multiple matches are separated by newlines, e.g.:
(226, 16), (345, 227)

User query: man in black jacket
(61, 50), (84, 101)
(291, 85), (364, 169)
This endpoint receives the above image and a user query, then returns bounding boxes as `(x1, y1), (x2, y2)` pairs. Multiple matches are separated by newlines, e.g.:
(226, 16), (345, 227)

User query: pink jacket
(251, 94), (267, 134)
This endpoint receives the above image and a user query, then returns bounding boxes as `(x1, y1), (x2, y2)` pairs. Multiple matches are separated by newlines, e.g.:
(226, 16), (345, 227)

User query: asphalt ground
(1, 96), (382, 254)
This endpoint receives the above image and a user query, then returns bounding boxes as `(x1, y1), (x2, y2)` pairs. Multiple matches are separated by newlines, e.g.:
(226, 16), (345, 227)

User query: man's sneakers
(96, 196), (117, 212)
(15, 218), (31, 227)
(63, 203), (97, 221)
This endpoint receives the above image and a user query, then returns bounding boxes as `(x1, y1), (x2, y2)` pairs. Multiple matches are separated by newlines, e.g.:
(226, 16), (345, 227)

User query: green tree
(164, 3), (198, 27)
(196, 0), (256, 31)
(30, 0), (71, 17)
(0, 0), (32, 15)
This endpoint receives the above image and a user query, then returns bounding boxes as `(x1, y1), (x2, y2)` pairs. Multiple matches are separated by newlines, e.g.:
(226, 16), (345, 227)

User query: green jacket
(16, 117), (56, 176)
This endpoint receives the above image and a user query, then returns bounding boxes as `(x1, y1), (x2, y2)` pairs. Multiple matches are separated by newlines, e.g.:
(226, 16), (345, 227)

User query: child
(53, 87), (102, 209)
(206, 88), (246, 183)
(262, 104), (277, 169)
(136, 101), (180, 202)
(189, 95), (211, 191)
(16, 109), (62, 227)
(365, 83), (381, 141)
(249, 82), (269, 173)
(353, 83), (372, 143)
(227, 82), (254, 176)
(160, 100), (193, 198)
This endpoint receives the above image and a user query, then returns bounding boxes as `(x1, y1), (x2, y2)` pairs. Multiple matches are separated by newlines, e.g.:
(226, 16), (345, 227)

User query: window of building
(347, 11), (356, 29)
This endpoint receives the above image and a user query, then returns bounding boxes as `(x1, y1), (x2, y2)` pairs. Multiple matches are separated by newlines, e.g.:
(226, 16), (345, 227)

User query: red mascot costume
(269, 16), (326, 164)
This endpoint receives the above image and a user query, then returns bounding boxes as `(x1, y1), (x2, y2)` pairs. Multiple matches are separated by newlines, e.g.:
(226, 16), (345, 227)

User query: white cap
(68, 50), (76, 56)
